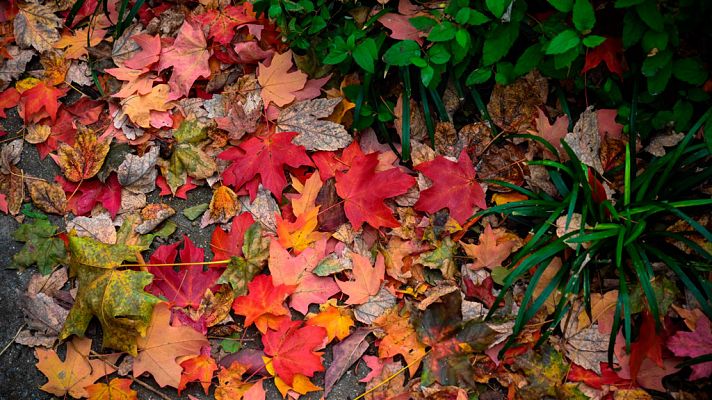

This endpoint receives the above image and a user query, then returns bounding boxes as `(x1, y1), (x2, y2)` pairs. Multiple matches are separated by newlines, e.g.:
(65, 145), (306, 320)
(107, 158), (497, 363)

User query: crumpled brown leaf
(487, 70), (548, 133)
(1, 139), (23, 174)
(54, 127), (111, 182)
(238, 186), (280, 233)
(27, 179), (67, 215)
(25, 124), (52, 144)
(0, 46), (35, 87)
(278, 97), (352, 151)
(136, 203), (175, 234)
(644, 131), (684, 157)
(14, 3), (62, 52)
(117, 146), (159, 187)
(67, 214), (117, 244)
(565, 106), (604, 174)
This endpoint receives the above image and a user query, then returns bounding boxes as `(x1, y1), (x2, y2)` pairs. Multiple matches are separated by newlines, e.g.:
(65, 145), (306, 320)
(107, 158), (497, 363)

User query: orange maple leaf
(86, 378), (137, 400)
(306, 300), (355, 343)
(19, 81), (67, 123)
(276, 206), (323, 252)
(290, 171), (323, 217)
(133, 303), (209, 388)
(54, 27), (106, 59)
(121, 83), (174, 128)
(178, 352), (218, 395)
(231, 274), (294, 333)
(461, 224), (517, 270)
(374, 305), (427, 376)
(257, 50), (307, 107)
(336, 253), (385, 305)
(35, 337), (118, 398)
(51, 126), (110, 182)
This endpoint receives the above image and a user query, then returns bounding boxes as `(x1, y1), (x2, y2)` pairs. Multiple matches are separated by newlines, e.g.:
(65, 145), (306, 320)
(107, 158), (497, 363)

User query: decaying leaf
(278, 98), (352, 151)
(53, 127), (111, 182)
(565, 106), (604, 174)
(14, 3), (62, 52)
(26, 179), (66, 215)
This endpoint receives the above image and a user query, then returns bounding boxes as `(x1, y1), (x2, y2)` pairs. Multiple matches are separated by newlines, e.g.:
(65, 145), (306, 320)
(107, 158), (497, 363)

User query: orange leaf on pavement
(257, 50), (307, 107)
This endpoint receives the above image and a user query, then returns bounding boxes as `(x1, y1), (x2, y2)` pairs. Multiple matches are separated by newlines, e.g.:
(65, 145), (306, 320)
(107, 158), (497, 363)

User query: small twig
(122, 259), (232, 268)
(0, 324), (25, 358)
(89, 350), (173, 400)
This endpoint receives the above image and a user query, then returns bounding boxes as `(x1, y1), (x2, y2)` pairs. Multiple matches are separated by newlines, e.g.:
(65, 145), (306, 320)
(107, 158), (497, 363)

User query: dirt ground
(0, 110), (367, 399)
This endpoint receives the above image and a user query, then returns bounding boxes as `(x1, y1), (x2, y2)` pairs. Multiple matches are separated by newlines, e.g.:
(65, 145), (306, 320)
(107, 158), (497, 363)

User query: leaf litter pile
(0, 1), (711, 400)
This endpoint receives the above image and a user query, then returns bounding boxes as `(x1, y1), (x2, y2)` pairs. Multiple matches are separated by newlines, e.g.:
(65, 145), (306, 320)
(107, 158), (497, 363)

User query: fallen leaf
(374, 305), (427, 376)
(667, 314), (712, 379)
(178, 350), (218, 395)
(13, 3), (61, 52)
(262, 319), (326, 386)
(19, 81), (67, 123)
(25, 124), (52, 144)
(0, 87), (20, 118)
(201, 185), (239, 228)
(53, 127), (111, 182)
(54, 27), (106, 59)
(132, 302), (208, 388)
(337, 253), (385, 305)
(35, 337), (117, 398)
(26, 179), (66, 215)
(277, 98), (352, 151)
(232, 274), (293, 333)
(67, 214), (117, 244)
(414, 150), (486, 224)
(218, 223), (270, 295)
(257, 50), (307, 107)
(324, 328), (371, 396)
(124, 34), (161, 69)
(461, 224), (516, 270)
(487, 70), (548, 133)
(211, 213), (255, 261)
(306, 301), (355, 343)
(565, 106), (604, 174)
(11, 218), (66, 275)
(121, 84), (175, 128)
(335, 152), (415, 229)
(158, 21), (211, 98)
(354, 287), (397, 324)
(86, 378), (137, 400)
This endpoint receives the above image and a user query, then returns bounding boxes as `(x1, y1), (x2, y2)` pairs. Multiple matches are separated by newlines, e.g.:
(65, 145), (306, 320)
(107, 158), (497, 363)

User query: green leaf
(428, 21), (457, 42)
(572, 0), (595, 33)
(582, 35), (606, 48)
(11, 219), (66, 275)
(483, 23), (519, 65)
(495, 62), (514, 85)
(308, 16), (326, 34)
(641, 49), (672, 77)
(615, 0), (645, 7)
(455, 28), (471, 48)
(636, 0), (664, 31)
(647, 61), (672, 95)
(467, 9), (490, 25)
(323, 49), (348, 65)
(218, 223), (270, 295)
(409, 16), (437, 30)
(641, 30), (668, 52)
(486, 0), (511, 18)
(546, 29), (580, 54)
(514, 44), (544, 76)
(622, 12), (645, 48)
(183, 203), (208, 221)
(420, 65), (435, 86)
(220, 334), (243, 353)
(547, 0), (573, 12)
(455, 8), (471, 24)
(673, 58), (708, 85)
(173, 119), (206, 144)
(466, 67), (492, 85)
(383, 40), (421, 66)
(428, 44), (451, 65)
(59, 235), (159, 355)
(353, 38), (377, 73)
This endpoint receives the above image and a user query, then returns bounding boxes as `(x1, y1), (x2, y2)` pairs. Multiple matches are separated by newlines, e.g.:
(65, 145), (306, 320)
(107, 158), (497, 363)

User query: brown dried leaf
(201, 185), (239, 228)
(25, 124), (52, 144)
(14, 3), (62, 52)
(0, 166), (24, 215)
(117, 146), (159, 187)
(644, 131), (684, 157)
(0, 46), (35, 85)
(354, 287), (397, 325)
(67, 215), (117, 244)
(487, 70), (548, 133)
(278, 98), (352, 151)
(136, 203), (175, 234)
(1, 139), (23, 174)
(565, 107), (604, 174)
(27, 179), (66, 215)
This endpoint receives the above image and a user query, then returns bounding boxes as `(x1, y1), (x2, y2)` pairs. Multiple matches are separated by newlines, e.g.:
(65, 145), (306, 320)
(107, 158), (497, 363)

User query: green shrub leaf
(383, 40), (421, 66)
(573, 0), (595, 33)
(546, 29), (580, 54)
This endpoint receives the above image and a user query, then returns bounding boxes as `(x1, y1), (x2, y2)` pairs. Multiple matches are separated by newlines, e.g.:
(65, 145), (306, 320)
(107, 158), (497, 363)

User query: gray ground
(0, 109), (367, 399)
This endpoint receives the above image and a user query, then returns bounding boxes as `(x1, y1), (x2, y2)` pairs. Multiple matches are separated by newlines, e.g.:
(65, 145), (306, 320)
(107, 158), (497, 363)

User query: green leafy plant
(477, 108), (712, 360)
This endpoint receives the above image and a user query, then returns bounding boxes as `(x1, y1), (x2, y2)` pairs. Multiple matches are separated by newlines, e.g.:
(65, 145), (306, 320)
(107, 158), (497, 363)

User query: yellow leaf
(54, 28), (106, 59)
(53, 126), (111, 182)
(291, 171), (322, 218)
(276, 207), (324, 252)
(306, 300), (355, 343)
(492, 192), (528, 205)
(122, 84), (175, 128)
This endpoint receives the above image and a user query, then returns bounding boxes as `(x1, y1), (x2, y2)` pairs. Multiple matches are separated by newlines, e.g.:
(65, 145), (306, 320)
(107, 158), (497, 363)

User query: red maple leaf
(156, 175), (197, 199)
(0, 87), (19, 118)
(262, 319), (326, 386)
(147, 236), (223, 309)
(629, 311), (664, 382)
(568, 362), (630, 389)
(19, 82), (67, 123)
(210, 213), (255, 261)
(157, 20), (211, 99)
(582, 37), (625, 79)
(414, 150), (486, 224)
(56, 174), (122, 218)
(178, 347), (218, 395)
(219, 131), (313, 200)
(312, 141), (370, 180)
(231, 274), (294, 333)
(193, 5), (256, 45)
(37, 109), (77, 159)
(334, 152), (415, 229)
(124, 33), (161, 69)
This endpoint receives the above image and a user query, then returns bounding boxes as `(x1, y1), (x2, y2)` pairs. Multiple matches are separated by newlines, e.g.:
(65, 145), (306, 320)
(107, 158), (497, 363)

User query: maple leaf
(106, 66), (157, 98)
(277, 97), (352, 151)
(121, 83), (175, 128)
(157, 175), (197, 199)
(336, 253), (385, 305)
(374, 305), (427, 376)
(414, 150), (486, 224)
(211, 213), (255, 261)
(290, 171), (322, 217)
(0, 87), (20, 118)
(628, 311), (664, 382)
(54, 27), (106, 59)
(306, 301), (355, 343)
(158, 20), (211, 99)
(534, 107), (569, 157)
(218, 223), (271, 295)
(56, 174), (122, 218)
(219, 131), (313, 200)
(268, 240), (340, 313)
(19, 81), (67, 123)
(52, 126), (110, 182)
(232, 274), (293, 333)
(262, 319), (327, 386)
(257, 50), (307, 107)
(461, 224), (516, 270)
(276, 207), (323, 252)
(59, 235), (159, 355)
(582, 37), (625, 79)
(193, 5), (256, 45)
(379, 13), (424, 44)
(124, 33), (161, 69)
(178, 350), (218, 395)
(668, 314), (712, 379)
(35, 337), (118, 398)
(147, 235), (223, 308)
(86, 378), (137, 400)
(214, 362), (265, 400)
(134, 303), (209, 388)
(334, 152), (415, 229)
